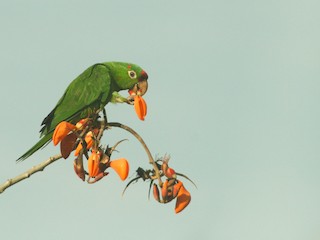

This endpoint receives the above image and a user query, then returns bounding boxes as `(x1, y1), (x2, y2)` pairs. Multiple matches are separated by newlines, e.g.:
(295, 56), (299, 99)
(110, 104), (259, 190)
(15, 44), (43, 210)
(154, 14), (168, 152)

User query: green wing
(17, 64), (112, 161)
(41, 63), (112, 135)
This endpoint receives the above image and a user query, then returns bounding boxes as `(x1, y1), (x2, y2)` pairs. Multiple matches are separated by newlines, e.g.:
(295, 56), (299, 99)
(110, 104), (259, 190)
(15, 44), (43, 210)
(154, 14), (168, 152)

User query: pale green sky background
(1, 0), (320, 239)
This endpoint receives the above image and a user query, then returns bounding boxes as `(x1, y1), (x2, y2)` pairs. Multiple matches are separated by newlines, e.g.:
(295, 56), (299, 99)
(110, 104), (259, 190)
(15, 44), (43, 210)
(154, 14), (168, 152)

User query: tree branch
(0, 154), (62, 194)
(106, 122), (163, 186)
(0, 121), (161, 194)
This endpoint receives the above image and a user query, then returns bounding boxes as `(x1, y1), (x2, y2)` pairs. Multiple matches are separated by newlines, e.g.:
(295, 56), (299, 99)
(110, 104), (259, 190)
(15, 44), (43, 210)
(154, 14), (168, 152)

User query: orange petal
(88, 151), (101, 177)
(172, 181), (182, 199)
(165, 167), (177, 179)
(75, 118), (90, 130)
(52, 121), (76, 146)
(60, 133), (77, 159)
(109, 158), (129, 181)
(74, 131), (94, 156)
(175, 182), (191, 214)
(134, 96), (147, 121)
(161, 180), (169, 201)
(74, 143), (81, 156)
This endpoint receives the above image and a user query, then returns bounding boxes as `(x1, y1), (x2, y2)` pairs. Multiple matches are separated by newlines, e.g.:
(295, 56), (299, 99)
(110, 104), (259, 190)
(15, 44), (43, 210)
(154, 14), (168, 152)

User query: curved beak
(137, 79), (148, 96)
(129, 70), (148, 96)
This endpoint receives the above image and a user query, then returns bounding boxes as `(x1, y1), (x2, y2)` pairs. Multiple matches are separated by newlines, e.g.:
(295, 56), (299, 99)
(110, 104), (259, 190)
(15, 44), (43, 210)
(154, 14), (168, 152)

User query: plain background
(1, 0), (320, 239)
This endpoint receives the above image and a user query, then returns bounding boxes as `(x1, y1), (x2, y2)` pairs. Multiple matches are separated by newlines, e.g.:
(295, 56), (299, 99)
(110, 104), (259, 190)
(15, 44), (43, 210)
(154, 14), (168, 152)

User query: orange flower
(161, 158), (177, 178)
(134, 96), (147, 120)
(109, 158), (129, 181)
(52, 121), (76, 145)
(74, 130), (95, 156)
(87, 150), (101, 177)
(161, 179), (178, 202)
(175, 181), (191, 214)
(152, 179), (191, 213)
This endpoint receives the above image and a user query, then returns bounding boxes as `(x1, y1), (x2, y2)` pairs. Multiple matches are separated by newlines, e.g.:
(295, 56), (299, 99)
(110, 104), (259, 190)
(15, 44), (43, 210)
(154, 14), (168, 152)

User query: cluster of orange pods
(51, 95), (192, 213)
(52, 118), (129, 183)
(153, 160), (192, 213)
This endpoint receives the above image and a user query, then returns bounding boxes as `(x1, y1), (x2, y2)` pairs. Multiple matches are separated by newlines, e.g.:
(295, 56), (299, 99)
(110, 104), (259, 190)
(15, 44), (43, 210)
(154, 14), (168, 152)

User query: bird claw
(126, 96), (135, 105)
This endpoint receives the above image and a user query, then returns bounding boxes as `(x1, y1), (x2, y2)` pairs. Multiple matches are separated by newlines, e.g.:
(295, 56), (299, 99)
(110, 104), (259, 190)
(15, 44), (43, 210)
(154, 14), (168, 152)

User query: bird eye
(128, 70), (137, 79)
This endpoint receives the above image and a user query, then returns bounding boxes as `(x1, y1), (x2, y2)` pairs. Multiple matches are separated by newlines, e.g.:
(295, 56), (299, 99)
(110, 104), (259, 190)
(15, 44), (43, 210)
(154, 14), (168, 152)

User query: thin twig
(96, 118), (105, 142)
(0, 154), (62, 194)
(107, 122), (163, 186)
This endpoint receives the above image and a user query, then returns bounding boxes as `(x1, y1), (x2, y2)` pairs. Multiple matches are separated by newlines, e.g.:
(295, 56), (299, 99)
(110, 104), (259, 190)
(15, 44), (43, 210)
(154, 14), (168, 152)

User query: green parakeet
(17, 62), (148, 161)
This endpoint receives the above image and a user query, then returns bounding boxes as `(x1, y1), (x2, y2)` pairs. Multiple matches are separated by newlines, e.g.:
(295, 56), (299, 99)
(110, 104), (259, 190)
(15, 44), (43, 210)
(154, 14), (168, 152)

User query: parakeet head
(109, 62), (148, 96)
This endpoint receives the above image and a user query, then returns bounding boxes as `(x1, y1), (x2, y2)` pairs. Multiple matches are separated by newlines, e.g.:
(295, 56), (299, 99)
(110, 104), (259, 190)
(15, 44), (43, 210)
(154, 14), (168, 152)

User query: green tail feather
(17, 133), (54, 162)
